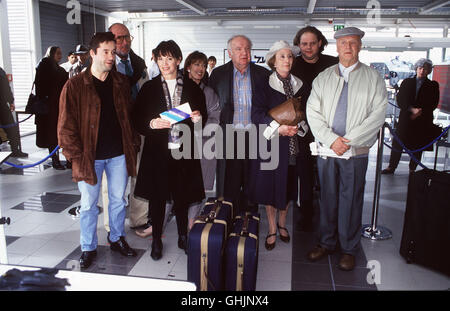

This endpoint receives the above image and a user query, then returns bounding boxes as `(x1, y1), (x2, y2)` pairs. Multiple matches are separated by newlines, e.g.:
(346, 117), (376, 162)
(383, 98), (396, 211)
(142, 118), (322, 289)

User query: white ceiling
(41, 0), (450, 28)
(50, 0), (450, 16)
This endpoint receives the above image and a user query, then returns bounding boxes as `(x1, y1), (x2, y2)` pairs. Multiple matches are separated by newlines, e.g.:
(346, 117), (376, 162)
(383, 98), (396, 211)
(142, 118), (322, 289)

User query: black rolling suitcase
(187, 200), (232, 291)
(224, 212), (260, 291)
(400, 169), (450, 276)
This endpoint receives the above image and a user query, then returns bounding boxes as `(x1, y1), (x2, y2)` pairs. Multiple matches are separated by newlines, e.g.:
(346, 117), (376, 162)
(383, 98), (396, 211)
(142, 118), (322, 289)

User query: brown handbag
(268, 96), (305, 126)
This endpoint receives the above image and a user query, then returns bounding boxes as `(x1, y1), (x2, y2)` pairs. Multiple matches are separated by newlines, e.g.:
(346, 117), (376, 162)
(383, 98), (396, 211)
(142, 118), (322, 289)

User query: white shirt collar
(275, 74), (298, 87)
(339, 61), (359, 82)
(269, 72), (303, 95)
(116, 54), (131, 66)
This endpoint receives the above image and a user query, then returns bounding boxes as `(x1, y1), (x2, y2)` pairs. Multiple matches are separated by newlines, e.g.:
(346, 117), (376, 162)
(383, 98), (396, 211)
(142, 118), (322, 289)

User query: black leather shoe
(10, 151), (28, 158)
(79, 250), (97, 269)
(110, 236), (137, 257)
(151, 238), (163, 261)
(277, 224), (290, 243)
(381, 167), (395, 175)
(178, 235), (188, 254)
(264, 233), (276, 251)
(52, 161), (66, 170)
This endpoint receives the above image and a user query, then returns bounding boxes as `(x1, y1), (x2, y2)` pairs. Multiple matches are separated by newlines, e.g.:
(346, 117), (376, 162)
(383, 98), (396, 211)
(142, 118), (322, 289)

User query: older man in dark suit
(209, 35), (270, 214)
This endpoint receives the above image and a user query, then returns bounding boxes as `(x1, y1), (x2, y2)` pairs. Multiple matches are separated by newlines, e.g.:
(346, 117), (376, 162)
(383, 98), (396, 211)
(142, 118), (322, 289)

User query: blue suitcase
(187, 200), (232, 291)
(224, 212), (260, 291)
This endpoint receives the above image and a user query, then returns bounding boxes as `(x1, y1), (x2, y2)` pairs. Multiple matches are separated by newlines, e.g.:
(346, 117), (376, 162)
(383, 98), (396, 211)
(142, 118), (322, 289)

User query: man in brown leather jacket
(58, 32), (140, 269)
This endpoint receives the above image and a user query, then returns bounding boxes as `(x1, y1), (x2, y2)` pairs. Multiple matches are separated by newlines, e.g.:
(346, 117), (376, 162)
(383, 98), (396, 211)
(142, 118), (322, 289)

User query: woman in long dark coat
(382, 58), (440, 174)
(248, 41), (309, 251)
(183, 51), (221, 229)
(35, 46), (68, 169)
(133, 40), (207, 261)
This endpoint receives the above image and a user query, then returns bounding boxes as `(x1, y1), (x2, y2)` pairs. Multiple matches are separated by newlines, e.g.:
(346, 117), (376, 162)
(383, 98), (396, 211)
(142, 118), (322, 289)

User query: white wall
(141, 20), (303, 67)
(139, 20), (449, 69)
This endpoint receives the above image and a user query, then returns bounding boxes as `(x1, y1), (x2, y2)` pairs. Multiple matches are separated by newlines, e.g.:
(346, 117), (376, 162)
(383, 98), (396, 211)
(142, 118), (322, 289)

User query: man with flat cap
(70, 44), (90, 78)
(381, 58), (440, 175)
(306, 27), (387, 271)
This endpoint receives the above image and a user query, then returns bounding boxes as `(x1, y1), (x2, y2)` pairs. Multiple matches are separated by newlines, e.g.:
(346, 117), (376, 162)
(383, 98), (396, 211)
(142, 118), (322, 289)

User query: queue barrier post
(362, 123), (393, 241)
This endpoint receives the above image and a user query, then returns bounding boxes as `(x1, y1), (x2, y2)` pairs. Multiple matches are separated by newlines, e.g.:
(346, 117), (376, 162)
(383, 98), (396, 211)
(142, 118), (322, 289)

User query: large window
(7, 0), (36, 111)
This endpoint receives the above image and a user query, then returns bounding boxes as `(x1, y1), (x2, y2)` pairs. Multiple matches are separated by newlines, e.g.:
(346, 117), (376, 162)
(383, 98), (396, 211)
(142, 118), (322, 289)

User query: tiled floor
(0, 134), (449, 291)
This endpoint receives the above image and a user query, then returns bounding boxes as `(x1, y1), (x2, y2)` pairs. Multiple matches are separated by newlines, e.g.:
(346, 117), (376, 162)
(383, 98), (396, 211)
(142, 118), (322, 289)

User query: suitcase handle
(241, 214), (250, 237)
(196, 211), (217, 223)
(195, 200), (222, 223)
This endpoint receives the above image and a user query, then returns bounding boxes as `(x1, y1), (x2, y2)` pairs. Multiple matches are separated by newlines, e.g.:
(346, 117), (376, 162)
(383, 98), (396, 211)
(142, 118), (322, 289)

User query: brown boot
(338, 254), (355, 271)
(307, 245), (331, 262)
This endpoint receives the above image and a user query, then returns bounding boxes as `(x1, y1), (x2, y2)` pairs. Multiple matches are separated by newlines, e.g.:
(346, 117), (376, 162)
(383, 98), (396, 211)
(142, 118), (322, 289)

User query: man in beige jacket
(306, 27), (387, 271)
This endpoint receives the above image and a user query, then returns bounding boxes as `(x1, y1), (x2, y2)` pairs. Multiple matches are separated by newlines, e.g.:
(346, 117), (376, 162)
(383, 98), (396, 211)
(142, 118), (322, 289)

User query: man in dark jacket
(58, 32), (140, 269)
(291, 26), (339, 90)
(382, 58), (440, 174)
(109, 23), (148, 101)
(290, 26), (339, 232)
(209, 35), (270, 214)
(109, 22), (150, 237)
(0, 67), (28, 158)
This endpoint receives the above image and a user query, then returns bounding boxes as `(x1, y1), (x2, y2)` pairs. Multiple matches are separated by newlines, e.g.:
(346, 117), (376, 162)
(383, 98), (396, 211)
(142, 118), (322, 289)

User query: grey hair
(414, 58), (433, 70)
(227, 35), (253, 53)
(44, 46), (60, 59)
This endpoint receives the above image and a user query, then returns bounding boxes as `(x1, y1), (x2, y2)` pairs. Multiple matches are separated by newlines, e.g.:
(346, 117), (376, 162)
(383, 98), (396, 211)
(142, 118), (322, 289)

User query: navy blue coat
(248, 73), (309, 210)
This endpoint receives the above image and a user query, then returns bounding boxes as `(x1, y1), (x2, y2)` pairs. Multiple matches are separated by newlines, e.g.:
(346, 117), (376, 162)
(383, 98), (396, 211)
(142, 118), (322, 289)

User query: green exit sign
(334, 25), (345, 31)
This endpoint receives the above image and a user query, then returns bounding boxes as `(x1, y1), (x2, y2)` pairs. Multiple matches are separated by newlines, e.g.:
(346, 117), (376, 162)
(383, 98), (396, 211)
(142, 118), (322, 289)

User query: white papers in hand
(160, 102), (192, 125)
(309, 141), (352, 160)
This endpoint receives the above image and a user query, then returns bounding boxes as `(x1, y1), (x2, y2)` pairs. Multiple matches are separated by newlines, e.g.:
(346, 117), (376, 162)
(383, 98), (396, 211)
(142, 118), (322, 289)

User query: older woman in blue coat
(248, 41), (309, 251)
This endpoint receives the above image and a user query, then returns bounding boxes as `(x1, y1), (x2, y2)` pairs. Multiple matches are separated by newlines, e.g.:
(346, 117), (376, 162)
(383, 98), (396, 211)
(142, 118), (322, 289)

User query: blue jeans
(77, 154), (128, 251)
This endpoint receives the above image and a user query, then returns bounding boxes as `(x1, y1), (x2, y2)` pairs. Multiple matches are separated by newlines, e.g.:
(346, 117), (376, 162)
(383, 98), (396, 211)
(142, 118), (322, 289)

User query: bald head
(109, 23), (131, 59)
(109, 23), (128, 33)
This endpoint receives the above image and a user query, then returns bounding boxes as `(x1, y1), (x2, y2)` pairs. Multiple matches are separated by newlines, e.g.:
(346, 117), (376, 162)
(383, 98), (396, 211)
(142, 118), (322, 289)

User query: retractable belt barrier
(3, 145), (60, 169)
(384, 124), (450, 170)
(388, 101), (401, 109)
(363, 122), (449, 240)
(0, 114), (33, 129)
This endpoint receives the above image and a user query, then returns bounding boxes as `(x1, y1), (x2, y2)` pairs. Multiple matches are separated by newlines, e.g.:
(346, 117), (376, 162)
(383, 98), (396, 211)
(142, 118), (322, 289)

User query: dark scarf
(276, 72), (299, 159)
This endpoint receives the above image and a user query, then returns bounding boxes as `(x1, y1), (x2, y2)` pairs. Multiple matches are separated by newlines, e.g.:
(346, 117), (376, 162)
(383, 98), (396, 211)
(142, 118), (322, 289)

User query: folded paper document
(160, 103), (192, 125)
(309, 142), (369, 159)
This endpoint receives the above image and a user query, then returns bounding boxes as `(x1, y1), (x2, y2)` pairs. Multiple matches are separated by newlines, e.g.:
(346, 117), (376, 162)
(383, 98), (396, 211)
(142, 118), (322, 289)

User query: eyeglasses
(116, 35), (134, 43)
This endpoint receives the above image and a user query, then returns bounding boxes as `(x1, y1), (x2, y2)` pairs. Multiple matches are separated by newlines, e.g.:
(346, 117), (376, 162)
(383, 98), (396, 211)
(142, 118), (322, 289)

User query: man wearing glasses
(109, 23), (149, 100)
